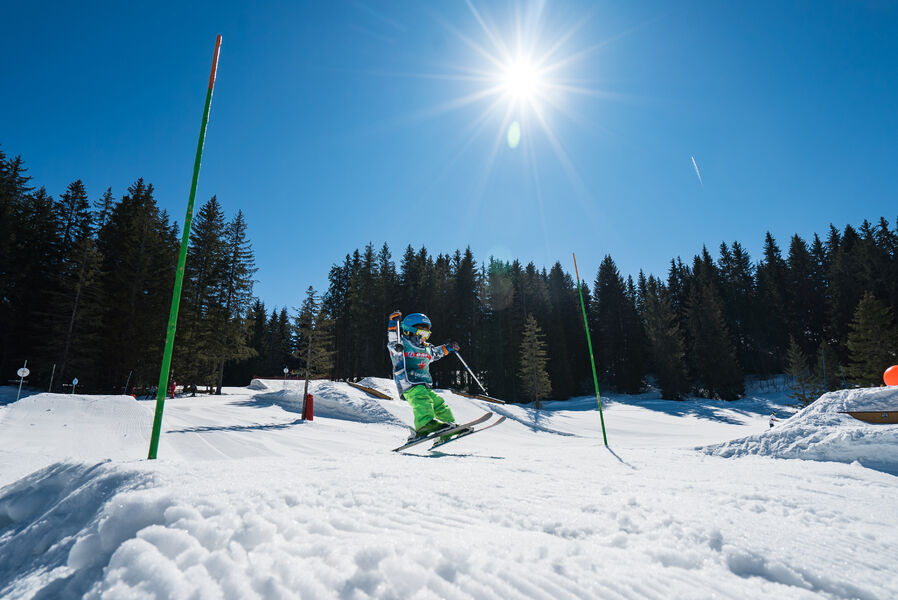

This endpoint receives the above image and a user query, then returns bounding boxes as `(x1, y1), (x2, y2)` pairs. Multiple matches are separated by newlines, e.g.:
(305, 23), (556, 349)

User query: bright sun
(401, 2), (612, 178)
(501, 58), (543, 104)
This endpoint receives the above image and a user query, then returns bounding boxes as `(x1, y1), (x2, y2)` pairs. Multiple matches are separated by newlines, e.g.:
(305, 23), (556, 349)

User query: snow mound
(252, 380), (403, 425)
(0, 461), (154, 599)
(705, 387), (898, 475)
(355, 376), (398, 399)
(247, 379), (270, 391)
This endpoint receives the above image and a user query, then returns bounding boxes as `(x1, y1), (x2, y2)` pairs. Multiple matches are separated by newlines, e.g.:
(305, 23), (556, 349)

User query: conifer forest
(2, 145), (897, 401)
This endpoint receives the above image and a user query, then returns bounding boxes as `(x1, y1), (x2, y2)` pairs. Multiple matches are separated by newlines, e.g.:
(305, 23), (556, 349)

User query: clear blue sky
(2, 1), (896, 309)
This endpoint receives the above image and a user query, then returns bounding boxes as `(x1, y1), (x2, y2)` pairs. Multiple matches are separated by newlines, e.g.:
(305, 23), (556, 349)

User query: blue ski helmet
(401, 313), (432, 335)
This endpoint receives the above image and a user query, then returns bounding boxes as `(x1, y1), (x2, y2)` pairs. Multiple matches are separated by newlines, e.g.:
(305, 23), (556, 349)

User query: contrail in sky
(691, 155), (703, 186)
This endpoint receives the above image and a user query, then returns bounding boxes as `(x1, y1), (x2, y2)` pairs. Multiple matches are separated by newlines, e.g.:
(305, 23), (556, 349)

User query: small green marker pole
(573, 253), (608, 446)
(148, 35), (222, 460)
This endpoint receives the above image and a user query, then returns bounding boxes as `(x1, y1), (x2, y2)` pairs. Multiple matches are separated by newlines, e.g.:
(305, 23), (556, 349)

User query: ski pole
(455, 352), (488, 395)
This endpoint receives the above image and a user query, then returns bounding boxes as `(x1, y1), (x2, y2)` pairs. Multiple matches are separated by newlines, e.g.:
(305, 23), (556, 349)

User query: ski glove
(445, 341), (460, 352)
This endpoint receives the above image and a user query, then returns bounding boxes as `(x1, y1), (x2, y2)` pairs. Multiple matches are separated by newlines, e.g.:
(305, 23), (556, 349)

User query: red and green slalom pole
(573, 252), (608, 446)
(148, 35), (222, 460)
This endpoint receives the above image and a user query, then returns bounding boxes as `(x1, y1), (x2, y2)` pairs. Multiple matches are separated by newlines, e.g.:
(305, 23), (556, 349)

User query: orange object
(885, 365), (898, 386)
(208, 35), (222, 90)
(304, 394), (314, 421)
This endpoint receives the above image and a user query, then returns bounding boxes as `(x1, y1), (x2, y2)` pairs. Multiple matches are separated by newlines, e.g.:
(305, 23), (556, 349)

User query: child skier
(387, 311), (467, 441)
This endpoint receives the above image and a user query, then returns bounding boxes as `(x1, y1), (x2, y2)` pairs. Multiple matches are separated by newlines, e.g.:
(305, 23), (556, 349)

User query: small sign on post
(283, 366), (289, 389)
(71, 378), (78, 395)
(15, 362), (29, 403)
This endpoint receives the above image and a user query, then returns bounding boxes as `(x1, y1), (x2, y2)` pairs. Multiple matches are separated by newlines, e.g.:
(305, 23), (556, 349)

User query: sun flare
(501, 58), (543, 104)
(393, 2), (619, 194)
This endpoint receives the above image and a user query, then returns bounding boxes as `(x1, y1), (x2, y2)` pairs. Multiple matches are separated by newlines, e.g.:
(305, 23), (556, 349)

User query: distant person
(145, 384), (157, 399)
(169, 381), (176, 399)
(769, 411), (778, 428)
(387, 311), (467, 442)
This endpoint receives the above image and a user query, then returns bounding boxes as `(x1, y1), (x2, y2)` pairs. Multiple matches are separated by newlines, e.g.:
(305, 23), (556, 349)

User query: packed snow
(706, 387), (898, 475)
(1, 378), (896, 599)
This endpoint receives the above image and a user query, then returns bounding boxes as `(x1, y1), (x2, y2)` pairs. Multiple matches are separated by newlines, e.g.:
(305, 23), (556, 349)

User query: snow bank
(0, 393), (152, 486)
(705, 387), (898, 474)
(251, 379), (403, 426)
(246, 378), (270, 391)
(0, 462), (154, 599)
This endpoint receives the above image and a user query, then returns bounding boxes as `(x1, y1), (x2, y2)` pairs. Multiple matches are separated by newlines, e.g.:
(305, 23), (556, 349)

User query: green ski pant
(403, 385), (456, 431)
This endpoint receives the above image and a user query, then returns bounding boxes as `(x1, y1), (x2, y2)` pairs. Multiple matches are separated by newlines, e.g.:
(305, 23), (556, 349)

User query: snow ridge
(704, 387), (898, 475)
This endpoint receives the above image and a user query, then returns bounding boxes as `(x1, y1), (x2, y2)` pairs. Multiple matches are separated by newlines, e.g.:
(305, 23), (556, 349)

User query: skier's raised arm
(387, 311), (403, 357)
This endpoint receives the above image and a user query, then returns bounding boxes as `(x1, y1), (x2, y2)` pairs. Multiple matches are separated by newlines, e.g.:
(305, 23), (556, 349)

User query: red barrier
(304, 394), (314, 421)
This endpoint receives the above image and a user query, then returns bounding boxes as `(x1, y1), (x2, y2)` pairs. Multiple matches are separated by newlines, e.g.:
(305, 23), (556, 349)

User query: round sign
(283, 367), (289, 374)
(17, 367), (30, 378)
(72, 378), (79, 385)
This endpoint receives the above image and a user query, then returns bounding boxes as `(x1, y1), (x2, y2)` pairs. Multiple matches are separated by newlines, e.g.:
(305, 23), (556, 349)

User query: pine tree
(685, 277), (744, 400)
(545, 263), (576, 398)
(12, 187), (63, 382)
(717, 241), (758, 372)
(846, 292), (898, 386)
(93, 187), (115, 231)
(755, 232), (789, 373)
(294, 286), (335, 380)
(211, 210), (257, 393)
(518, 314), (551, 407)
(643, 279), (690, 399)
(813, 340), (842, 392)
(263, 308), (294, 376)
(828, 224), (866, 361)
(453, 247), (482, 391)
(229, 299), (268, 384)
(42, 181), (104, 389)
(55, 180), (92, 257)
(96, 179), (177, 391)
(348, 243), (383, 378)
(177, 196), (227, 384)
(591, 256), (645, 393)
(0, 154), (34, 374)
(786, 336), (819, 406)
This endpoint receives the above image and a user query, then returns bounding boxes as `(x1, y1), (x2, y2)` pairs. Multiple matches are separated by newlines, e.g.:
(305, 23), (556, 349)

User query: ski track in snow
(0, 379), (896, 599)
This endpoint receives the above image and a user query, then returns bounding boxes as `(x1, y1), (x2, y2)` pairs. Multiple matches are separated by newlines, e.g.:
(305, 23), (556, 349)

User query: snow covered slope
(1, 381), (896, 599)
(705, 387), (898, 475)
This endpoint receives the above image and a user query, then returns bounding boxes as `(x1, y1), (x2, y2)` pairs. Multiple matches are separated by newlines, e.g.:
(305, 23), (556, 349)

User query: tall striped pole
(148, 35), (222, 459)
(573, 253), (608, 446)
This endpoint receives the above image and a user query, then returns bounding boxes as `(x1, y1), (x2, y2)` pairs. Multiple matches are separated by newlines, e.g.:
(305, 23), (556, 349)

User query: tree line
(312, 225), (898, 402)
(0, 146), (255, 394)
(3, 143), (896, 401)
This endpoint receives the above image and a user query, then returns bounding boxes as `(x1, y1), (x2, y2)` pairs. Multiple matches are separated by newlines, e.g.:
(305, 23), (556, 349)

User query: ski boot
(407, 420), (452, 442)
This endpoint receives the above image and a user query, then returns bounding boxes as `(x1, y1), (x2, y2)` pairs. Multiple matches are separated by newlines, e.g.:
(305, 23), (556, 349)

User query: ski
(429, 415), (506, 451)
(392, 412), (493, 452)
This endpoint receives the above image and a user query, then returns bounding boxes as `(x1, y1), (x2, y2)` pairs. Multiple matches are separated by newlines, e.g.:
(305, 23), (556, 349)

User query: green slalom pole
(148, 35), (222, 460)
(573, 253), (608, 446)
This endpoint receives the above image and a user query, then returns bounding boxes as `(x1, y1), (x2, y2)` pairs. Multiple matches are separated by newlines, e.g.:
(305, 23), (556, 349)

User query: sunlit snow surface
(0, 380), (896, 599)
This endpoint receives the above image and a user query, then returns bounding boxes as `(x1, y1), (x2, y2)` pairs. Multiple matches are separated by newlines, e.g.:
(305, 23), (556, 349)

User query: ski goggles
(409, 327), (431, 340)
